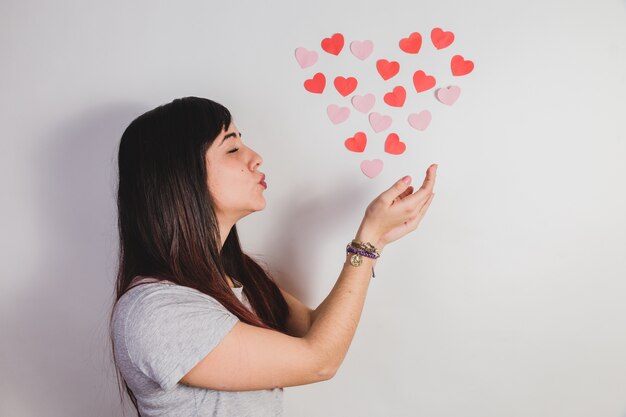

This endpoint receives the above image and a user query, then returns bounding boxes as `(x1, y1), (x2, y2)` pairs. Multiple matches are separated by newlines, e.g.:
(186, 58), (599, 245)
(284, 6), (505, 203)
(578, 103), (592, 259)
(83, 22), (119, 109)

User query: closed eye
(228, 148), (239, 154)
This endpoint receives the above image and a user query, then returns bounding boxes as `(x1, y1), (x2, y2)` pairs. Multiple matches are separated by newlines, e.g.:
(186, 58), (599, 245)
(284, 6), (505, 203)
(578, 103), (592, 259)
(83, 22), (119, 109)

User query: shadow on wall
(259, 176), (368, 306)
(7, 102), (145, 417)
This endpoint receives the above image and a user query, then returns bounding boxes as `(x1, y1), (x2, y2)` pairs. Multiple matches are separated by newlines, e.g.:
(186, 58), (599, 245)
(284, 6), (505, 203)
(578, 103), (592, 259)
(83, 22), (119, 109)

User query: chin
(251, 199), (266, 212)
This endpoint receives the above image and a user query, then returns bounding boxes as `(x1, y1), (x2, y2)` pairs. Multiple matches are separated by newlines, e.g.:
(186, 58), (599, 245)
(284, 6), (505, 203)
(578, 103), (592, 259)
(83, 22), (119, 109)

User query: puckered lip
(258, 173), (266, 184)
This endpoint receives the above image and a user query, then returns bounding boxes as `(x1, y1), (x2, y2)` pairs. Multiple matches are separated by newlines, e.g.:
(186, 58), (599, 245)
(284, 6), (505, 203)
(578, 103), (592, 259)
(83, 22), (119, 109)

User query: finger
(418, 192), (435, 216)
(396, 164), (437, 209)
(393, 186), (414, 204)
(417, 164), (437, 193)
(380, 176), (413, 204)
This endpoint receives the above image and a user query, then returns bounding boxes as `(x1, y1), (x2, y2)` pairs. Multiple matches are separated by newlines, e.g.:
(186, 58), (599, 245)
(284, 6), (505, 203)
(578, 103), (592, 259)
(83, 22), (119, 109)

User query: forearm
(304, 230), (383, 375)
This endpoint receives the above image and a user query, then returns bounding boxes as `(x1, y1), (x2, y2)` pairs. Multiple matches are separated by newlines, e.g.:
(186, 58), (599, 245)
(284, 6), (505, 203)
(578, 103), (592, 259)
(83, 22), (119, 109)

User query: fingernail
(402, 176), (411, 184)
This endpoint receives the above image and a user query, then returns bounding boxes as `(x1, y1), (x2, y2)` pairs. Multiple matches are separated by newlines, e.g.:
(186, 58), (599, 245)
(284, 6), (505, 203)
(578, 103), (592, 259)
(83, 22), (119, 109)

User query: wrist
(354, 228), (384, 253)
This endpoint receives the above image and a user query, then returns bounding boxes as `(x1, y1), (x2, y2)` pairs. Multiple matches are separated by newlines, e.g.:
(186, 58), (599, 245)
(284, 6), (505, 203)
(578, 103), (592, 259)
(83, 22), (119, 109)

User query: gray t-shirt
(111, 278), (284, 417)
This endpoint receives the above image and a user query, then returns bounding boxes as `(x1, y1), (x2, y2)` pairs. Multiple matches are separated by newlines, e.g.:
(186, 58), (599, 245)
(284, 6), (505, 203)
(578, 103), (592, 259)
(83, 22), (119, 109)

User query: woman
(109, 96), (437, 417)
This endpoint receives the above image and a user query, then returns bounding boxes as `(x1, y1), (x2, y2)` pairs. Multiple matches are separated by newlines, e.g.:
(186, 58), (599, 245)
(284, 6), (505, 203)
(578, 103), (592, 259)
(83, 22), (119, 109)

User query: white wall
(1, 1), (625, 416)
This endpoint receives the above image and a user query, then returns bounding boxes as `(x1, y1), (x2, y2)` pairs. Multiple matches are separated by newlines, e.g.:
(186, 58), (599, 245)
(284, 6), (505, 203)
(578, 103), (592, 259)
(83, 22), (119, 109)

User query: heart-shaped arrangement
(295, 28), (475, 178)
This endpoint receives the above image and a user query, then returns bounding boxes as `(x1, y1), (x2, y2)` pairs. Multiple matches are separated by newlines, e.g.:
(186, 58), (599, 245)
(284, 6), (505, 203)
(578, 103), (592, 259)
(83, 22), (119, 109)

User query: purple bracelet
(345, 245), (379, 259)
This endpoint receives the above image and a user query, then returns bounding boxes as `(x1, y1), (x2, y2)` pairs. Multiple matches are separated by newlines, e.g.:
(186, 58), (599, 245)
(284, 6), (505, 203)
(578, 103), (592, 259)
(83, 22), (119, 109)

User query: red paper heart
(451, 55), (474, 76)
(297, 29), (475, 177)
(376, 59), (400, 80)
(304, 72), (326, 94)
(321, 33), (344, 56)
(383, 86), (406, 107)
(431, 28), (455, 49)
(334, 76), (358, 97)
(399, 32), (422, 54)
(345, 132), (367, 152)
(384, 133), (406, 155)
(412, 70), (436, 93)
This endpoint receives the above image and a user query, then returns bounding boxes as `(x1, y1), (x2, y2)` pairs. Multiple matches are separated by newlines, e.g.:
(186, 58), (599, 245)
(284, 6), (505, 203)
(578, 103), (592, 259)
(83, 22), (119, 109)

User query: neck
(217, 216), (237, 250)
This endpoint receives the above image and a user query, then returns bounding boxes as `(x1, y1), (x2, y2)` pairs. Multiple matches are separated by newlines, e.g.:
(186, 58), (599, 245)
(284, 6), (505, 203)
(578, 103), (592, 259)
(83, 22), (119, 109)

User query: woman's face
(205, 121), (266, 223)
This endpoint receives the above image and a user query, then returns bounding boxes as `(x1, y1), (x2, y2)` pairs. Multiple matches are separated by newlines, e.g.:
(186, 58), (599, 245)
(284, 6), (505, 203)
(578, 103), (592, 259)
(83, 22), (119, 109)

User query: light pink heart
(435, 86), (461, 106)
(351, 94), (376, 113)
(408, 110), (432, 131)
(295, 47), (318, 69)
(360, 159), (384, 178)
(327, 105), (350, 124)
(369, 112), (392, 133)
(350, 40), (374, 60)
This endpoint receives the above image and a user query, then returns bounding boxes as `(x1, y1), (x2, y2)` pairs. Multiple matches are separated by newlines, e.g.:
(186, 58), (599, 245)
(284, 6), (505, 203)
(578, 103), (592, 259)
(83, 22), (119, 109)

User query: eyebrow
(220, 132), (241, 146)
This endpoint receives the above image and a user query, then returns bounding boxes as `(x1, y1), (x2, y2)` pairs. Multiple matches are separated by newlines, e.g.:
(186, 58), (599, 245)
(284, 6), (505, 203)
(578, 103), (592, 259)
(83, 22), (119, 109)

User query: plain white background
(1, 1), (625, 416)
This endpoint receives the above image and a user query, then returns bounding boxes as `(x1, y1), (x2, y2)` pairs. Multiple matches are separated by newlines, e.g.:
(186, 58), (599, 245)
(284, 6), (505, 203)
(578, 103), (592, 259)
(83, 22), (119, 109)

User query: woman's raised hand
(355, 164), (438, 250)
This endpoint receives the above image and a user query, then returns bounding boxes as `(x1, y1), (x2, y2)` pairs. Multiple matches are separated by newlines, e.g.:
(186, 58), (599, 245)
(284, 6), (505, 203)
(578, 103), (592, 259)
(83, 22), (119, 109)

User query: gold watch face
(350, 253), (363, 267)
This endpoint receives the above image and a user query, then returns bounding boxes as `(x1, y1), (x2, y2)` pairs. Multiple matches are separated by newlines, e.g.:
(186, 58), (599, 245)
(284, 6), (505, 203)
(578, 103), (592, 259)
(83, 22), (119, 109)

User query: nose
(251, 150), (263, 171)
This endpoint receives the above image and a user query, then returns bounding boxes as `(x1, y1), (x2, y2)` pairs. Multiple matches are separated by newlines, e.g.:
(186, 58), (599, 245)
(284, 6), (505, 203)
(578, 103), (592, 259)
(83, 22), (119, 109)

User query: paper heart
(384, 133), (406, 155)
(334, 76), (358, 96)
(431, 28), (455, 49)
(296, 29), (474, 176)
(304, 72), (326, 94)
(451, 55), (474, 76)
(436, 86), (461, 105)
(321, 33), (344, 55)
(369, 112), (392, 133)
(408, 110), (432, 131)
(384, 86), (406, 107)
(350, 40), (374, 60)
(351, 94), (376, 113)
(360, 159), (384, 178)
(327, 105), (350, 124)
(345, 132), (367, 152)
(412, 70), (436, 93)
(399, 32), (422, 54)
(376, 59), (400, 80)
(294, 47), (318, 68)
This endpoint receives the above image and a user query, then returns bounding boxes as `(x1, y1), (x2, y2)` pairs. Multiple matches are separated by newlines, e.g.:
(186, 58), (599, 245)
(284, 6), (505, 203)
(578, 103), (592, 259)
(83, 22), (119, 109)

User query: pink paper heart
(407, 110), (432, 131)
(327, 105), (350, 124)
(295, 47), (318, 69)
(368, 112), (392, 133)
(350, 40), (374, 60)
(351, 93), (376, 113)
(360, 159), (384, 178)
(435, 86), (461, 106)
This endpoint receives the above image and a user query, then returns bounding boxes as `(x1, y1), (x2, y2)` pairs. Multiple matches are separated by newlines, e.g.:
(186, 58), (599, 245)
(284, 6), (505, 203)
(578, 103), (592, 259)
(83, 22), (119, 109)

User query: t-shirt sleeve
(124, 285), (240, 391)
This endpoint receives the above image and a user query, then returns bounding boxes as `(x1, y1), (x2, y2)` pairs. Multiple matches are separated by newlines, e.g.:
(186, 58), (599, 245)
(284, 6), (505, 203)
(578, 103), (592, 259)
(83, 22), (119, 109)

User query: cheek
(208, 175), (242, 208)
(206, 167), (226, 204)
(206, 158), (248, 208)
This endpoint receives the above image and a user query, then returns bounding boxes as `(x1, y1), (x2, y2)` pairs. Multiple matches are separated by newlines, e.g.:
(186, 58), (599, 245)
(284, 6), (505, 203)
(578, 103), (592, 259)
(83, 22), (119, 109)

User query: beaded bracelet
(346, 242), (380, 278)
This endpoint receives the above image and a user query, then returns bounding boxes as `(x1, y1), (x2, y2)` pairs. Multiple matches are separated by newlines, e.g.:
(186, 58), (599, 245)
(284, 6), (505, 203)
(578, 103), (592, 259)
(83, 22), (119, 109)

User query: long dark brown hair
(108, 96), (289, 415)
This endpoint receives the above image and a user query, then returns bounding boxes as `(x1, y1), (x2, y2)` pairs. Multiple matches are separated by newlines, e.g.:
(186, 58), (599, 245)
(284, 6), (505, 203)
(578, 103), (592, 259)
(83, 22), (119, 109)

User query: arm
(279, 287), (314, 338)
(180, 241), (379, 391)
(180, 166), (437, 391)
(300, 228), (382, 377)
(277, 238), (379, 338)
